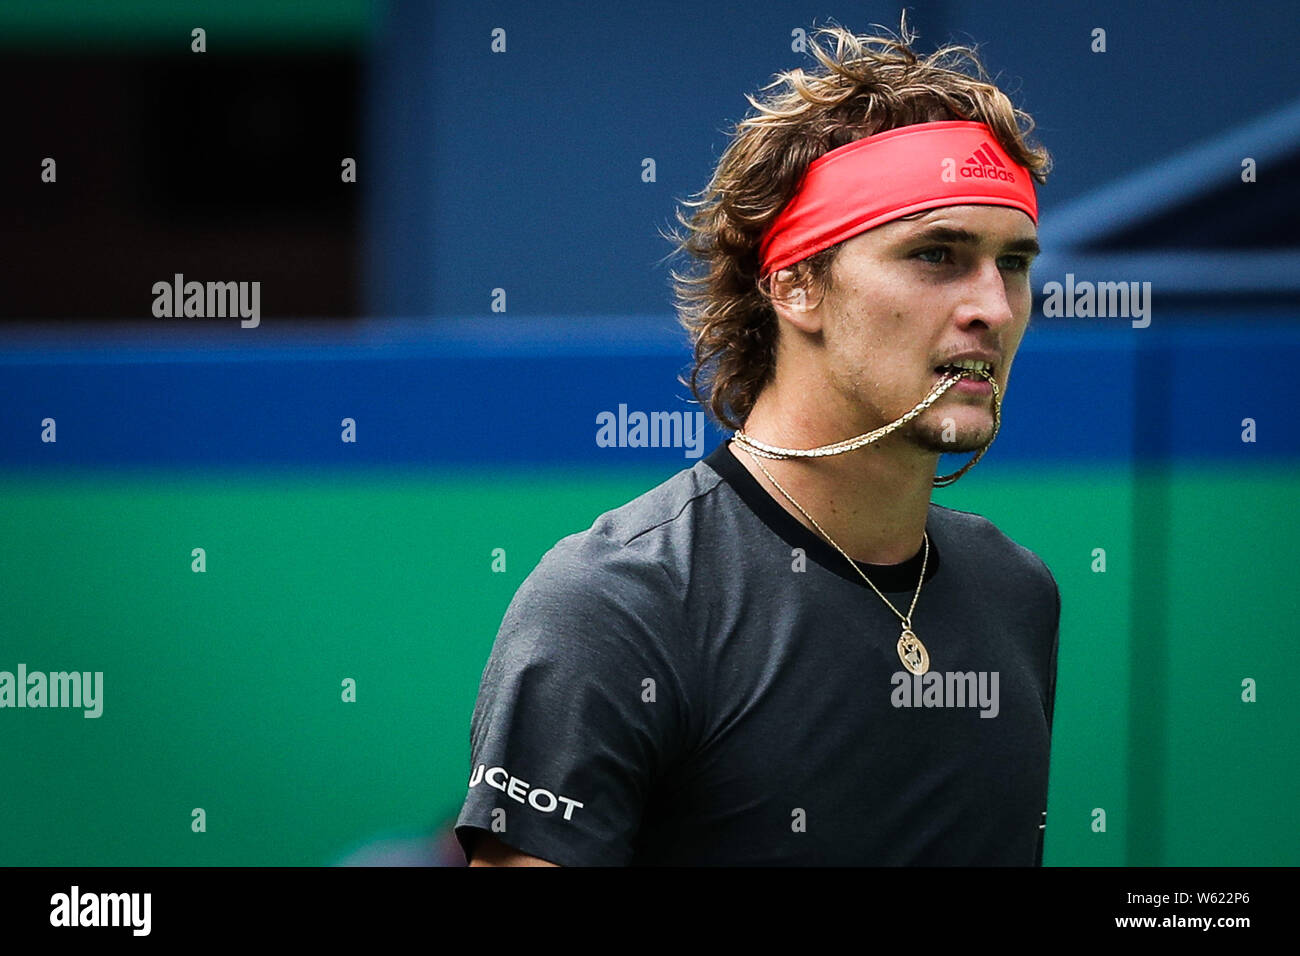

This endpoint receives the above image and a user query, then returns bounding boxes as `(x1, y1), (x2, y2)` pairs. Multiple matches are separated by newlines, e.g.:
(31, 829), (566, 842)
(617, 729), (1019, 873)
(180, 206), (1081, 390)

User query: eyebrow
(905, 225), (1041, 256)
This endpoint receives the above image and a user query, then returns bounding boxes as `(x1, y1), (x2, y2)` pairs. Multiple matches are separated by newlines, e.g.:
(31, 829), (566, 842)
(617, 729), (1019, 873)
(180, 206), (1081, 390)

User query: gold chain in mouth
(731, 367), (1001, 487)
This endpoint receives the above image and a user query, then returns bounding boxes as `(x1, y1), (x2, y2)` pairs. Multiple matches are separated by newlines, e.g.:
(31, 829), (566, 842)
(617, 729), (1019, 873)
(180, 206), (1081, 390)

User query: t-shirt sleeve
(454, 533), (692, 866)
(1044, 569), (1061, 733)
(1036, 567), (1061, 868)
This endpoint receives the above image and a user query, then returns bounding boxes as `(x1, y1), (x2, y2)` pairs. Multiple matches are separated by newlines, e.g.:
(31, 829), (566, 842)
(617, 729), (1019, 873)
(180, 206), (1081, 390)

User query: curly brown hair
(665, 17), (1052, 433)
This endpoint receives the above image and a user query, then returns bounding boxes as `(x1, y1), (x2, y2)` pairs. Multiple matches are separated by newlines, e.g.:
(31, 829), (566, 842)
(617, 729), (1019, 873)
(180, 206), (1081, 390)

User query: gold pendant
(897, 628), (930, 675)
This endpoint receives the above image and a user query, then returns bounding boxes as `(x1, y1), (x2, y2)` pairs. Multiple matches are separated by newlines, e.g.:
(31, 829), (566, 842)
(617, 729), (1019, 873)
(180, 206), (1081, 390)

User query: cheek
(1010, 276), (1035, 320)
(1006, 286), (1033, 339)
(1008, 317), (1028, 352)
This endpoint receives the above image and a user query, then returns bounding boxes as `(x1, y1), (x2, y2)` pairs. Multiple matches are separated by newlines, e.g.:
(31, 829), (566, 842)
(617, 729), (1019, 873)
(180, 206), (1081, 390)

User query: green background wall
(2, 463), (1294, 865)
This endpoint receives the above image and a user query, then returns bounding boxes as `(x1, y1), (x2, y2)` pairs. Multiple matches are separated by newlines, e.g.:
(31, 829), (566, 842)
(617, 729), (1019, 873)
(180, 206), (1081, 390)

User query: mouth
(933, 361), (996, 394)
(934, 360), (994, 379)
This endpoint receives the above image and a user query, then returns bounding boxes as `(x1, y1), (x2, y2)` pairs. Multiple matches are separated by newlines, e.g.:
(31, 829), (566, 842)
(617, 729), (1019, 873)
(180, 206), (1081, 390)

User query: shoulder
(929, 502), (1059, 607)
(497, 460), (726, 660)
(520, 458), (727, 604)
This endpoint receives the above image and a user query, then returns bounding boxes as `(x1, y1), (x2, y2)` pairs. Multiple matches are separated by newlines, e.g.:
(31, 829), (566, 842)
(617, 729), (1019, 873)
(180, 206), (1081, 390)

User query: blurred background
(1, 0), (1296, 867)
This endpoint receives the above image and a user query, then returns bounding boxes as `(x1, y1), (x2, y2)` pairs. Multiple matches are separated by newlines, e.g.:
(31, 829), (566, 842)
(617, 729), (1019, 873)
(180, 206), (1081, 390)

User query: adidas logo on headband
(963, 142), (1016, 183)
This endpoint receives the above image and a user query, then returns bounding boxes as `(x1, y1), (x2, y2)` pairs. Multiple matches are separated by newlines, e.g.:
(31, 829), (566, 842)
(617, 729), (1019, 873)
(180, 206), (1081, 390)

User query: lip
(932, 365), (996, 395)
(944, 375), (993, 394)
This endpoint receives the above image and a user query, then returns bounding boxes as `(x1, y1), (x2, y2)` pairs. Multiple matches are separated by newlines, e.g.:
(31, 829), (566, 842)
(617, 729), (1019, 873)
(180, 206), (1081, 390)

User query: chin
(914, 436), (989, 455)
(908, 417), (995, 455)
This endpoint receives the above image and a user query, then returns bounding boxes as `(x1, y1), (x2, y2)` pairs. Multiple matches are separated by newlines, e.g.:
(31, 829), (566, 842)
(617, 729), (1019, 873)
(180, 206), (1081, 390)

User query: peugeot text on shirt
(468, 764), (586, 820)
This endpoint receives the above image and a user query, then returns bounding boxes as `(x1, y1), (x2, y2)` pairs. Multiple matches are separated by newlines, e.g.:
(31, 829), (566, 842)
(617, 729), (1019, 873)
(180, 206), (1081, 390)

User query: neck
(733, 386), (938, 567)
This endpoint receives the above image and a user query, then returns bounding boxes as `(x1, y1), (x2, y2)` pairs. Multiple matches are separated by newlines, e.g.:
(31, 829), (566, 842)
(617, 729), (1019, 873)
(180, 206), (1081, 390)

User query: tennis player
(456, 22), (1060, 866)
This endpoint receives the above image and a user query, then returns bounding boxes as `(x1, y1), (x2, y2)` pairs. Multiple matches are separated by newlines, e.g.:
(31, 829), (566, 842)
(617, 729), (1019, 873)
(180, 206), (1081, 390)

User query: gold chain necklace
(741, 445), (933, 675)
(732, 367), (1001, 487)
(730, 367), (1003, 675)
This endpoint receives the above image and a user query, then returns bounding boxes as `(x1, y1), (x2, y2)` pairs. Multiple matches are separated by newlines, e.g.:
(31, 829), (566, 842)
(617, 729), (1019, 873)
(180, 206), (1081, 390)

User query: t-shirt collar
(702, 440), (941, 592)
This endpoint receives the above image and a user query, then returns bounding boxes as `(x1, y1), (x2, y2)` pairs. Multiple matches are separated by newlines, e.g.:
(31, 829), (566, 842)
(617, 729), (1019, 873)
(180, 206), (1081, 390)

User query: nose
(953, 258), (1017, 331)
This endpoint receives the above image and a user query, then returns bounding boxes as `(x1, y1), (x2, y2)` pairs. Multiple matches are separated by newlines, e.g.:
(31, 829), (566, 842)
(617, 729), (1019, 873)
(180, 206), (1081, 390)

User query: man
(456, 23), (1059, 866)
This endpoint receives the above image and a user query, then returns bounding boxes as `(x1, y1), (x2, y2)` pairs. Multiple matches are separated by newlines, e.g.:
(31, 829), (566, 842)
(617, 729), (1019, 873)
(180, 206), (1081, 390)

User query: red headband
(758, 120), (1038, 277)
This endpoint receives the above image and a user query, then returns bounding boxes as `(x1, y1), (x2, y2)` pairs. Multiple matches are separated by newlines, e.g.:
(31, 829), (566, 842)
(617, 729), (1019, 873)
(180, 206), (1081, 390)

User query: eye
(998, 255), (1032, 272)
(914, 247), (948, 264)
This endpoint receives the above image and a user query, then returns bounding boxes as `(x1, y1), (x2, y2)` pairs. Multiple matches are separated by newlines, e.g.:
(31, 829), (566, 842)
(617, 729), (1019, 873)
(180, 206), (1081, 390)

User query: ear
(767, 268), (825, 334)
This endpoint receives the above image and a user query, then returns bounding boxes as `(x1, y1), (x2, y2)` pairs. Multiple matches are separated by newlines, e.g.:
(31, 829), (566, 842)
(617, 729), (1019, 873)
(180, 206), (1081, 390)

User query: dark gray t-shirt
(455, 441), (1060, 866)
